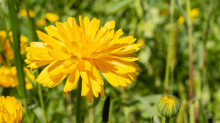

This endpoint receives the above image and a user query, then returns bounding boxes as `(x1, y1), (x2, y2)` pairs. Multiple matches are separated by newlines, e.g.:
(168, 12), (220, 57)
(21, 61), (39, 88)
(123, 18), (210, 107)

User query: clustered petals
(25, 16), (142, 102)
(0, 96), (23, 123)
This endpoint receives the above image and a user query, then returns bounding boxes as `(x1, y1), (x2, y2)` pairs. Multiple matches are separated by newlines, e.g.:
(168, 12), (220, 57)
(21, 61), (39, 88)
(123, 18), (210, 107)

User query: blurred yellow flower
(137, 38), (145, 48)
(45, 13), (59, 22)
(25, 16), (142, 102)
(0, 96), (23, 123)
(190, 8), (199, 18)
(178, 16), (185, 25)
(0, 66), (34, 90)
(0, 31), (28, 60)
(178, 8), (199, 24)
(37, 18), (47, 27)
(19, 9), (35, 18)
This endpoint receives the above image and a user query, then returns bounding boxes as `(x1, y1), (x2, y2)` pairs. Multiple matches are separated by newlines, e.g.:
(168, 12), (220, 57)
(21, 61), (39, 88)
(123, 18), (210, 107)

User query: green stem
(76, 77), (82, 123)
(38, 84), (47, 123)
(164, 63), (169, 94)
(187, 0), (194, 102)
(7, 0), (31, 122)
(165, 117), (170, 123)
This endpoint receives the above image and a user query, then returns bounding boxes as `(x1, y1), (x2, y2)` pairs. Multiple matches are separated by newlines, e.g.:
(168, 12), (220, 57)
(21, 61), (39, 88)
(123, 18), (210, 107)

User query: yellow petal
(48, 49), (70, 60)
(83, 16), (90, 35)
(81, 80), (90, 96)
(94, 60), (120, 86)
(37, 31), (64, 50)
(62, 63), (77, 74)
(88, 18), (100, 40)
(90, 60), (104, 85)
(63, 68), (80, 92)
(85, 89), (94, 103)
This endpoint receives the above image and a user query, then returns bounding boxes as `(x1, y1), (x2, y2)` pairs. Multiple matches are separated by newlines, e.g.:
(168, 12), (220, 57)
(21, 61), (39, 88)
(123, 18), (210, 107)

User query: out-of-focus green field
(0, 0), (220, 123)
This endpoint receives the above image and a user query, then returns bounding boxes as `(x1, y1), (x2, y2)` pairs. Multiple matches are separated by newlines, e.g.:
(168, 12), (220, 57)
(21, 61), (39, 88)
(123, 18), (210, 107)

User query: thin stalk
(38, 84), (47, 123)
(186, 0), (195, 122)
(165, 117), (170, 123)
(76, 77), (82, 123)
(186, 0), (194, 101)
(164, 0), (175, 94)
(7, 0), (30, 122)
(164, 64), (169, 94)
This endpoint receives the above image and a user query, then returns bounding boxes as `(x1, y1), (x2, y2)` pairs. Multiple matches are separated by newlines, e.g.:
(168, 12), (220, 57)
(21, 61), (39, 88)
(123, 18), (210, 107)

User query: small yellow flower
(137, 38), (145, 48)
(0, 96), (23, 123)
(178, 16), (185, 24)
(0, 66), (34, 90)
(25, 16), (142, 102)
(20, 35), (28, 54)
(37, 18), (47, 27)
(157, 95), (180, 118)
(19, 9), (35, 18)
(190, 8), (199, 18)
(0, 30), (7, 42)
(178, 8), (199, 25)
(45, 13), (59, 23)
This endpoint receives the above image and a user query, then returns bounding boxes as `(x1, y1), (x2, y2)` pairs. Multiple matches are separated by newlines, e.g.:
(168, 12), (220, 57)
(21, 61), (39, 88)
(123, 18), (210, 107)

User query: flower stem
(7, 0), (31, 122)
(38, 84), (47, 123)
(165, 117), (170, 123)
(76, 77), (82, 123)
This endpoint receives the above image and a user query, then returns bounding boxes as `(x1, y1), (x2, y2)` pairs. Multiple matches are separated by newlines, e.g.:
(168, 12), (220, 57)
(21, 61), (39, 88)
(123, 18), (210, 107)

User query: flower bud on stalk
(157, 95), (180, 118)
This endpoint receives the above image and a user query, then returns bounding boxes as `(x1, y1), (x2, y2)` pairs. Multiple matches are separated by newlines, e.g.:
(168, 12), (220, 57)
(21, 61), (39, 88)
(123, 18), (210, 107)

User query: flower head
(0, 66), (34, 90)
(46, 13), (59, 23)
(157, 95), (180, 118)
(0, 96), (23, 123)
(25, 16), (141, 102)
(37, 18), (47, 27)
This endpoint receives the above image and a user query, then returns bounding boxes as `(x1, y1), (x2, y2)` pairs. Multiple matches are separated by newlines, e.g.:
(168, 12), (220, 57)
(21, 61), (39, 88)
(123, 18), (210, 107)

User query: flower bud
(157, 95), (180, 118)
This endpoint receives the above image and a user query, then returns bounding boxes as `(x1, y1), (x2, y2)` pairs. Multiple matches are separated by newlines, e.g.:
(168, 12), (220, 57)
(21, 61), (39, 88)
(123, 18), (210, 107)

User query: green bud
(157, 95), (180, 118)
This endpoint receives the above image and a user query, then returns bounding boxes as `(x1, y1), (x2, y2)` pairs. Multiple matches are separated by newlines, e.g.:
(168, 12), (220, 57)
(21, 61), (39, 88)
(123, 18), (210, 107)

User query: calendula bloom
(178, 8), (199, 25)
(0, 66), (34, 90)
(157, 95), (180, 118)
(45, 13), (59, 23)
(0, 31), (28, 60)
(19, 9), (35, 18)
(25, 16), (141, 102)
(0, 96), (22, 123)
(37, 18), (47, 27)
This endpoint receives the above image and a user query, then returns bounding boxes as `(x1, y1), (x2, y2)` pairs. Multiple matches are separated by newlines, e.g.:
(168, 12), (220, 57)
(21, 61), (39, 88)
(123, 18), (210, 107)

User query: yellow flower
(37, 18), (47, 27)
(45, 13), (59, 23)
(137, 38), (145, 48)
(0, 96), (23, 123)
(19, 9), (35, 18)
(157, 95), (180, 118)
(20, 35), (28, 54)
(0, 66), (34, 90)
(178, 16), (185, 24)
(178, 8), (199, 25)
(25, 16), (142, 102)
(190, 8), (199, 18)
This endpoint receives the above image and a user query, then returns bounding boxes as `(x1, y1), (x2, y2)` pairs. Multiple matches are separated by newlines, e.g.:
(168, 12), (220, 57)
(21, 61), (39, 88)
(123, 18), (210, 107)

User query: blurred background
(0, 0), (220, 123)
